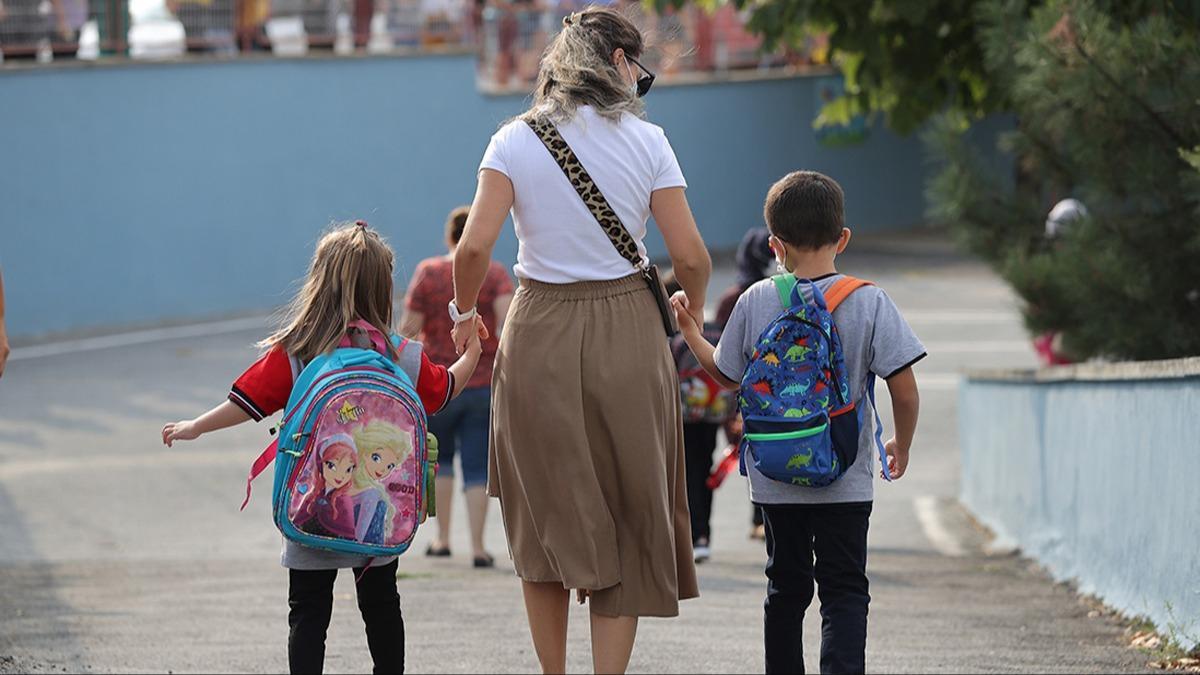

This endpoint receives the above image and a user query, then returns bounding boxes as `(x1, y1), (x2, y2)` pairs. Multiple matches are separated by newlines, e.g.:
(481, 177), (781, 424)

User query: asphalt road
(0, 232), (1153, 673)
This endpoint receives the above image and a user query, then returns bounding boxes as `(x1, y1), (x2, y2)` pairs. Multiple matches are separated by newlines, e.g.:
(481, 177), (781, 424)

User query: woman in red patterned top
(400, 205), (514, 568)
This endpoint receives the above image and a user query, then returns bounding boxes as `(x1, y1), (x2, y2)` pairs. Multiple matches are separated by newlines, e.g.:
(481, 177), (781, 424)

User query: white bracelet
(448, 300), (478, 324)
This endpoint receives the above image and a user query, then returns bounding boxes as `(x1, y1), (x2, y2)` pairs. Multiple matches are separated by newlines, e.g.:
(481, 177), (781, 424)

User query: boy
(671, 170), (924, 674)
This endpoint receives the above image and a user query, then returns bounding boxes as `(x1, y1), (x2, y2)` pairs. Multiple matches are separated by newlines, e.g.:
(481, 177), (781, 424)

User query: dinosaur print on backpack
(737, 275), (860, 487)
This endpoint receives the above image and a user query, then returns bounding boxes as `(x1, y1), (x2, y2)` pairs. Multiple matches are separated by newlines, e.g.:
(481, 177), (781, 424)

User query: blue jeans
(427, 386), (491, 488)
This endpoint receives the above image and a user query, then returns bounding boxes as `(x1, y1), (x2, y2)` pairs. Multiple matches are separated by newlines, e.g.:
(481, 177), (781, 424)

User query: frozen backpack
(241, 320), (438, 558)
(738, 275), (891, 487)
(672, 326), (737, 424)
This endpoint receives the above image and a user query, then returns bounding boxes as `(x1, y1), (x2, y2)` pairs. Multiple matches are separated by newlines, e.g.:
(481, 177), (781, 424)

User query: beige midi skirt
(488, 273), (700, 618)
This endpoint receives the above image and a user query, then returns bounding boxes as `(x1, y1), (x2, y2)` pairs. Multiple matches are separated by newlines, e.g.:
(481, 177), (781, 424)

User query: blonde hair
(351, 419), (414, 491)
(261, 221), (396, 363)
(350, 419), (411, 540)
(531, 6), (646, 123)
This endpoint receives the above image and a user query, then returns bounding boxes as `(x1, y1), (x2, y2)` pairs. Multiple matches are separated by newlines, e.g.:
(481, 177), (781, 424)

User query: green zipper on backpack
(745, 423), (828, 441)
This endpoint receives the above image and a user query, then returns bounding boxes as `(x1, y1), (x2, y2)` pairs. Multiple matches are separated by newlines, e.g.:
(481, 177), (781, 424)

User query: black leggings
(287, 560), (404, 674)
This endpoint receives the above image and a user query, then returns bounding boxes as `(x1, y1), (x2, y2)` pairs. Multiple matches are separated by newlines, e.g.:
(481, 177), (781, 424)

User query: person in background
(167, 0), (237, 52)
(400, 205), (514, 568)
(663, 272), (736, 564)
(487, 0), (519, 87)
(716, 226), (773, 540)
(236, 0), (269, 51)
(1032, 197), (1088, 366)
(353, 0), (373, 48)
(419, 0), (463, 46)
(0, 268), (9, 379)
(1044, 197), (1087, 240)
(0, 0), (71, 58)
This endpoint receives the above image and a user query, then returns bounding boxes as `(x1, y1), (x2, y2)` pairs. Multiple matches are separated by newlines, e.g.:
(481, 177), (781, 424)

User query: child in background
(663, 272), (736, 563)
(671, 171), (924, 673)
(161, 221), (486, 675)
(715, 227), (774, 540)
(1033, 198), (1088, 366)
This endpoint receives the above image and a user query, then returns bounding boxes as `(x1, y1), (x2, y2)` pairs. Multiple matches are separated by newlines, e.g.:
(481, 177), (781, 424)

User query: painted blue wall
(960, 375), (1200, 648)
(1, 55), (955, 339)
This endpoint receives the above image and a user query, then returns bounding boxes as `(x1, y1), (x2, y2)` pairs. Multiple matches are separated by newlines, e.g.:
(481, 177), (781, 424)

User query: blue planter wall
(960, 371), (1200, 648)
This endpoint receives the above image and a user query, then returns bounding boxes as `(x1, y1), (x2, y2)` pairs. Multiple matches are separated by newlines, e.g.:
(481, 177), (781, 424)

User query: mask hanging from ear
(624, 59), (639, 97)
(771, 237), (788, 275)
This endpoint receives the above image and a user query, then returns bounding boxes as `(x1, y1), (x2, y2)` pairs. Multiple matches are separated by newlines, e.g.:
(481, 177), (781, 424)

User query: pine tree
(925, 0), (1200, 361)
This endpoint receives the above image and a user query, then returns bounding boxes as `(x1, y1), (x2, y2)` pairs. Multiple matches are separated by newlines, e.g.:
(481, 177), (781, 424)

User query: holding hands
(670, 291), (705, 334)
(451, 315), (488, 356)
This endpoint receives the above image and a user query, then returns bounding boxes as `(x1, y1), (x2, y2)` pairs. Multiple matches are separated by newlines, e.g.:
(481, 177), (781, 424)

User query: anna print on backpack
(292, 434), (359, 539)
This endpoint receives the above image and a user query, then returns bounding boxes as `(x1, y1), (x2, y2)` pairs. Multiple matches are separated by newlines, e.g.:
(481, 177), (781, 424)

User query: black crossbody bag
(523, 115), (679, 337)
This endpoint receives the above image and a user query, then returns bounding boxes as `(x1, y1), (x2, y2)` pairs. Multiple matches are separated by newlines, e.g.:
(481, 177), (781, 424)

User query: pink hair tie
(354, 220), (368, 229)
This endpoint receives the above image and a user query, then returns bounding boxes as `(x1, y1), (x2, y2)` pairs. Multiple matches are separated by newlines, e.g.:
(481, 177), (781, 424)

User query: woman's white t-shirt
(478, 105), (687, 284)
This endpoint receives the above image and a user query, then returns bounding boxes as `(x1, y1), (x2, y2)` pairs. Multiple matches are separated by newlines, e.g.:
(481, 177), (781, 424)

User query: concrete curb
(965, 356), (1200, 383)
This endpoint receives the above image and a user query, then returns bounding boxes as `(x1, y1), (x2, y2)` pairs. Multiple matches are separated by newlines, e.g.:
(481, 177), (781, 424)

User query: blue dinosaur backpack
(241, 321), (438, 558)
(738, 275), (891, 487)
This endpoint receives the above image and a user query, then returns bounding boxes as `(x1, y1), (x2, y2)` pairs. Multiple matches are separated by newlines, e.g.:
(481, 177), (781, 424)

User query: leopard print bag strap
(522, 114), (678, 337)
(522, 115), (645, 268)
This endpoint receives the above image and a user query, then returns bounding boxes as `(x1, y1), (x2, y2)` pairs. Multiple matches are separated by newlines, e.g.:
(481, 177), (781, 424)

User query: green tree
(653, 0), (1197, 134)
(655, 0), (1200, 360)
(926, 0), (1200, 360)
(653, 0), (1002, 133)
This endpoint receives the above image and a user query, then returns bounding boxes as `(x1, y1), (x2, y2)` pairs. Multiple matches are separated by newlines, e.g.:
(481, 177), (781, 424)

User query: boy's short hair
(763, 171), (845, 249)
(446, 206), (470, 244)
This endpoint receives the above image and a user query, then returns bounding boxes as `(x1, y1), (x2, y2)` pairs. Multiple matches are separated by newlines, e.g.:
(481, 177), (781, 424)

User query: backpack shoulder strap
(241, 437), (278, 511)
(771, 274), (799, 308)
(825, 276), (875, 313)
(823, 275), (890, 480)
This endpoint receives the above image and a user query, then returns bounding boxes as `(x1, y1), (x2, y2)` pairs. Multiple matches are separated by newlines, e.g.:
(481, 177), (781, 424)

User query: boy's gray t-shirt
(714, 274), (926, 505)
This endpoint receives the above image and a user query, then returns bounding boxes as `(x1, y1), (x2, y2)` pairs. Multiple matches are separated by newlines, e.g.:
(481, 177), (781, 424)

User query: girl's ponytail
(261, 221), (397, 363)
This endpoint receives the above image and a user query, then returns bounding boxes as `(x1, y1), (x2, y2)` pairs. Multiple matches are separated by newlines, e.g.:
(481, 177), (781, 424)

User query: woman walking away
(400, 205), (514, 568)
(451, 7), (711, 673)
